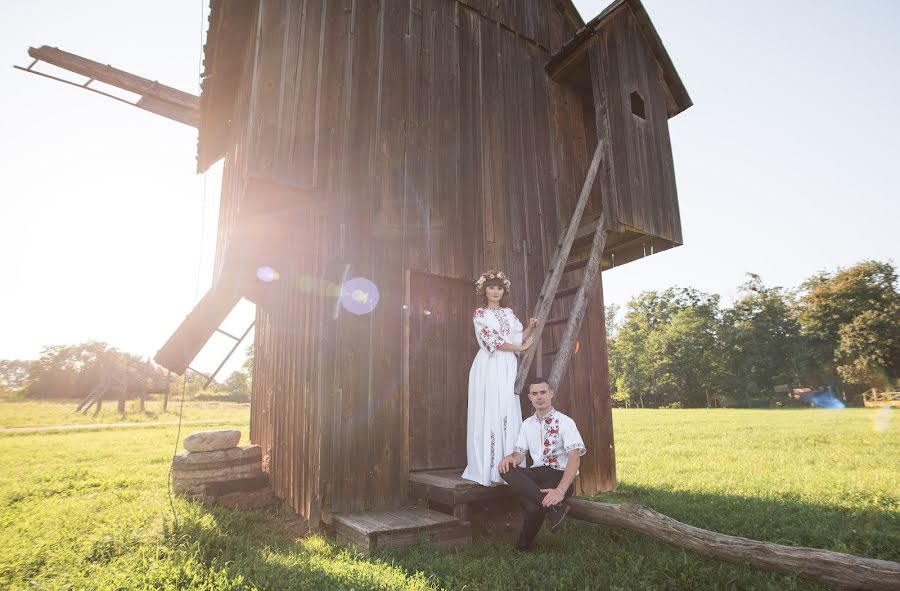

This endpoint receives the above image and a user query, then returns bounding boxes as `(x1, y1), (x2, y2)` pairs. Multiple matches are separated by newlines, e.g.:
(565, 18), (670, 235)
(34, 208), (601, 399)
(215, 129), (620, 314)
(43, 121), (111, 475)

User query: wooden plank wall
(240, 0), (615, 521)
(211, 45), (254, 284)
(251, 210), (328, 524)
(592, 7), (682, 245)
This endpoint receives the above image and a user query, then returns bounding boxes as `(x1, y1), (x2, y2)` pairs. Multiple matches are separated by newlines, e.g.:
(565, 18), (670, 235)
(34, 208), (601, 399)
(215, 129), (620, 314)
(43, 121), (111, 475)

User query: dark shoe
(547, 502), (570, 532)
(514, 543), (533, 553)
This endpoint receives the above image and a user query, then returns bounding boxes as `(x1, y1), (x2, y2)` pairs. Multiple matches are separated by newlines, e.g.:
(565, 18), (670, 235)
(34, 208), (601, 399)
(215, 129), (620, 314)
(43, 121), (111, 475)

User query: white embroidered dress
(461, 306), (525, 486)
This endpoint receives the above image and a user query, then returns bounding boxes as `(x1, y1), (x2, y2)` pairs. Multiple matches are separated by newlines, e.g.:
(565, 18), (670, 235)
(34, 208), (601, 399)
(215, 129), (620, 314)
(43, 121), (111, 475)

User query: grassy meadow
(0, 402), (896, 590)
(0, 399), (251, 429)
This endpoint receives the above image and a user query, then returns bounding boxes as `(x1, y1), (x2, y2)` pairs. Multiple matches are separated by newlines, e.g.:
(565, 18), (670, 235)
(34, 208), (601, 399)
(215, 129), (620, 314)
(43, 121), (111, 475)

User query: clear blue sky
(1, 1), (898, 368)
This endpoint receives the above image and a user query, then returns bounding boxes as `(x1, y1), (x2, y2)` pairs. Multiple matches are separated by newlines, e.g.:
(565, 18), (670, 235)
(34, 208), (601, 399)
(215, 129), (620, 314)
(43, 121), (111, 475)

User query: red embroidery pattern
(541, 411), (562, 467)
(474, 308), (509, 352)
(492, 308), (511, 336)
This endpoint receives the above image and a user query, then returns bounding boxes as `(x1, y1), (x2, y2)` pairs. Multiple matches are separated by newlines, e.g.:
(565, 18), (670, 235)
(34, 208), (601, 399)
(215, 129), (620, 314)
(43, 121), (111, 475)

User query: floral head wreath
(475, 270), (511, 295)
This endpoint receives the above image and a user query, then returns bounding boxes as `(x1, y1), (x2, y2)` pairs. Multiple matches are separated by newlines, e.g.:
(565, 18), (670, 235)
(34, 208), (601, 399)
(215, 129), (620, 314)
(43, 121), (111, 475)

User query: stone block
(183, 429), (241, 452)
(174, 445), (261, 466)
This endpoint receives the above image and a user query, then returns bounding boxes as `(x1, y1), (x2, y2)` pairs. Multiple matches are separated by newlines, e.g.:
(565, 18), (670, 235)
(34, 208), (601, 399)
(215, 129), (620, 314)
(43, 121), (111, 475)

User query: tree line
(0, 342), (253, 403)
(606, 260), (899, 408)
(3, 260), (896, 408)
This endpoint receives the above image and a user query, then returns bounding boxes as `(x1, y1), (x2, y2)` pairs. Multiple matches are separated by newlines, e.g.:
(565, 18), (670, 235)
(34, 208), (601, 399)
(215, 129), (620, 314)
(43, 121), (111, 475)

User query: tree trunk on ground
(568, 499), (900, 591)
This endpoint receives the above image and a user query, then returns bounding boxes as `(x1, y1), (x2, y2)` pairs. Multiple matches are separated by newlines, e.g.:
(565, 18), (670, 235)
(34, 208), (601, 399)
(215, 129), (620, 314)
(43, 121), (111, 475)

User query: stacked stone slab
(173, 429), (275, 509)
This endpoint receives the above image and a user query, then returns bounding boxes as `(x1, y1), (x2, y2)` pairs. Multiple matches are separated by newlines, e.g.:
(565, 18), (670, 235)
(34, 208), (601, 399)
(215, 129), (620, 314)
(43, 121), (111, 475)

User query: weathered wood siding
(589, 5), (682, 244)
(229, 0), (619, 521)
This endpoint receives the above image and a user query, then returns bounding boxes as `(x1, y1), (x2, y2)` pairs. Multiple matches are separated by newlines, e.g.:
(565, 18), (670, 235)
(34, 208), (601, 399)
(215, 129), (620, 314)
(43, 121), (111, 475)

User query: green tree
(0, 359), (32, 391)
(26, 342), (167, 399)
(242, 343), (255, 375)
(720, 274), (801, 402)
(221, 370), (251, 400)
(654, 306), (724, 407)
(609, 288), (721, 407)
(834, 302), (900, 389)
(796, 260), (898, 384)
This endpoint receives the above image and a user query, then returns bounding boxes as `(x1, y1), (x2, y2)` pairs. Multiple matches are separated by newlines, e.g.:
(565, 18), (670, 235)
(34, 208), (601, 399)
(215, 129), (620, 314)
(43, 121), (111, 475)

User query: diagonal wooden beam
(514, 140), (605, 394)
(548, 213), (607, 391)
(16, 46), (199, 127)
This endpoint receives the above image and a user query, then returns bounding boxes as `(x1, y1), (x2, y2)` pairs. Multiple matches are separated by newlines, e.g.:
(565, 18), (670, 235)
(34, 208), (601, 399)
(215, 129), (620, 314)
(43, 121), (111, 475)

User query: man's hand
(540, 487), (565, 507)
(498, 454), (519, 474)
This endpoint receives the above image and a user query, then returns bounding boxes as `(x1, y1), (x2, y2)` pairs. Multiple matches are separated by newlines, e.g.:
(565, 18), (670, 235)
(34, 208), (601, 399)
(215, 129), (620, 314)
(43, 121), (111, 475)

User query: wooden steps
(409, 468), (513, 518)
(408, 469), (521, 539)
(333, 506), (471, 553)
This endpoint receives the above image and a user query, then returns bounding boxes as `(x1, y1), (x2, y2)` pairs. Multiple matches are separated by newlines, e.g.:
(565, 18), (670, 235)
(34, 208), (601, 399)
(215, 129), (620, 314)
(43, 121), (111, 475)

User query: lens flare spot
(340, 277), (379, 315)
(811, 388), (845, 409)
(257, 266), (279, 282)
(874, 406), (892, 433)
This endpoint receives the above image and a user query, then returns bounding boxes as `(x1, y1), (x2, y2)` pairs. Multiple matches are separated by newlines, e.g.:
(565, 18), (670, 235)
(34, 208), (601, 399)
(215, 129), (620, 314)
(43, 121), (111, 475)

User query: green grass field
(0, 399), (250, 429)
(0, 403), (896, 590)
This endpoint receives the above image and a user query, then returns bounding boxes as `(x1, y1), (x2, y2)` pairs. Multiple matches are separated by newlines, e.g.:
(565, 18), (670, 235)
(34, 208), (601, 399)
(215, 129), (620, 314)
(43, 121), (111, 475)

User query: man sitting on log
(499, 378), (586, 551)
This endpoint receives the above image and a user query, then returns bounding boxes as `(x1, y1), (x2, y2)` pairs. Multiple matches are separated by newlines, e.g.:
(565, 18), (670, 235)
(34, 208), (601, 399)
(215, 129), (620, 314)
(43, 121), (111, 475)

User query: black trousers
(500, 465), (574, 548)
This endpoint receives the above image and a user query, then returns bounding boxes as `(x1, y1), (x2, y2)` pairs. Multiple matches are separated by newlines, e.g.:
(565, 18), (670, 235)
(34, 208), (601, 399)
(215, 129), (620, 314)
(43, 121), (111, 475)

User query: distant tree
(168, 371), (207, 400)
(0, 360), (32, 391)
(604, 304), (620, 340)
(222, 370), (251, 399)
(25, 342), (166, 399)
(242, 343), (255, 375)
(609, 288), (721, 407)
(834, 302), (900, 389)
(796, 260), (898, 384)
(720, 274), (801, 401)
(653, 306), (724, 407)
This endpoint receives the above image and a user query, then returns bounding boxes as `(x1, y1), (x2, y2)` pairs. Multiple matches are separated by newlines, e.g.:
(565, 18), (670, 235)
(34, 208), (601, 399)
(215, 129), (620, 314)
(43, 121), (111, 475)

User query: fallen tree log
(568, 499), (900, 591)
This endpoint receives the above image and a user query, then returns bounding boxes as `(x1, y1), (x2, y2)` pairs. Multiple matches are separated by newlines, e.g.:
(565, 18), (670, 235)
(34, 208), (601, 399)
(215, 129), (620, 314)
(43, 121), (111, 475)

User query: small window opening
(630, 91), (646, 120)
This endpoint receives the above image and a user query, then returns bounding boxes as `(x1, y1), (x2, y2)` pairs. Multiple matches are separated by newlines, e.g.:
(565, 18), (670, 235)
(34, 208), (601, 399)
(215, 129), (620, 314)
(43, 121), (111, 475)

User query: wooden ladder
(514, 140), (610, 394)
(75, 380), (110, 414)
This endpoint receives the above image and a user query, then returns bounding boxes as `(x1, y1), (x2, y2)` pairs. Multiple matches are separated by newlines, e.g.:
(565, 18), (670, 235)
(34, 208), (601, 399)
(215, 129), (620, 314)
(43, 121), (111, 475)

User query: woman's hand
(527, 318), (539, 331)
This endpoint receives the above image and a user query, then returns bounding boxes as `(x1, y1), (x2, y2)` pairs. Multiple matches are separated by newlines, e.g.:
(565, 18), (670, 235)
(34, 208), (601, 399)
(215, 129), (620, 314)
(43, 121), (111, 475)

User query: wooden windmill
(19, 0), (691, 545)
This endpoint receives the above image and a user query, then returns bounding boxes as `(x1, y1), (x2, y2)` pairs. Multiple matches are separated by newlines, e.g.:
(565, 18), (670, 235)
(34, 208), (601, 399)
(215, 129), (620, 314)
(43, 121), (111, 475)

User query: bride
(462, 271), (537, 486)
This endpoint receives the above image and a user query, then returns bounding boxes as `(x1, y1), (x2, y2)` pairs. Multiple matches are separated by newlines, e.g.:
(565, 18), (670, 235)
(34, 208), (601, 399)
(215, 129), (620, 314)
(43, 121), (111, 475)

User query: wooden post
(163, 370), (171, 412)
(117, 371), (127, 413)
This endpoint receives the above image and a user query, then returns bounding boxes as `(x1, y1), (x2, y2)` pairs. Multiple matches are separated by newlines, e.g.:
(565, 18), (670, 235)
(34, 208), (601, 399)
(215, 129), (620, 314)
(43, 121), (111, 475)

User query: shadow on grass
(599, 483), (899, 562)
(166, 484), (897, 591)
(162, 504), (436, 591)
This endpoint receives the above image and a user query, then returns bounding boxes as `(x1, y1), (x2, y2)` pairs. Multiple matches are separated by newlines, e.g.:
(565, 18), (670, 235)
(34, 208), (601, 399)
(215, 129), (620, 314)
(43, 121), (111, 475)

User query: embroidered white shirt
(514, 408), (586, 471)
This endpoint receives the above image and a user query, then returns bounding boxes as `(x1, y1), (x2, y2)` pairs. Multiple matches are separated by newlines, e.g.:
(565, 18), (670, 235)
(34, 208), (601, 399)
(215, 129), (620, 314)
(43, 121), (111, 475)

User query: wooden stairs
(334, 506), (471, 553)
(75, 380), (111, 414)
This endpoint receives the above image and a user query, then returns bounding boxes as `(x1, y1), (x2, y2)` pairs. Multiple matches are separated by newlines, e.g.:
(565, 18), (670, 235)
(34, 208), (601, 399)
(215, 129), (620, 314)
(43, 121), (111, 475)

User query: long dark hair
(480, 277), (511, 308)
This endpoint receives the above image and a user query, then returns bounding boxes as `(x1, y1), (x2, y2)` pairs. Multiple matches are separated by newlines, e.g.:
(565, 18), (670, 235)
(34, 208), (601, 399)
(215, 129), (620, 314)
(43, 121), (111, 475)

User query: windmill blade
(14, 45), (199, 128)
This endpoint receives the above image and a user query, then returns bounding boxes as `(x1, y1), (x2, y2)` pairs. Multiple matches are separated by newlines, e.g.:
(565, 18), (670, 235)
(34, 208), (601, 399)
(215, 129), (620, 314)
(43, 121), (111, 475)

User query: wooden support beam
(155, 286), (242, 375)
(549, 213), (607, 391)
(569, 499), (900, 591)
(19, 46), (199, 127)
(514, 140), (605, 394)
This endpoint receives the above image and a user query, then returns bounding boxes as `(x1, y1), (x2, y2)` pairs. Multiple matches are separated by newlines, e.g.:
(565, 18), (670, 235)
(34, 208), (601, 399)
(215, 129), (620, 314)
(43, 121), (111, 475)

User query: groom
(498, 378), (586, 551)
